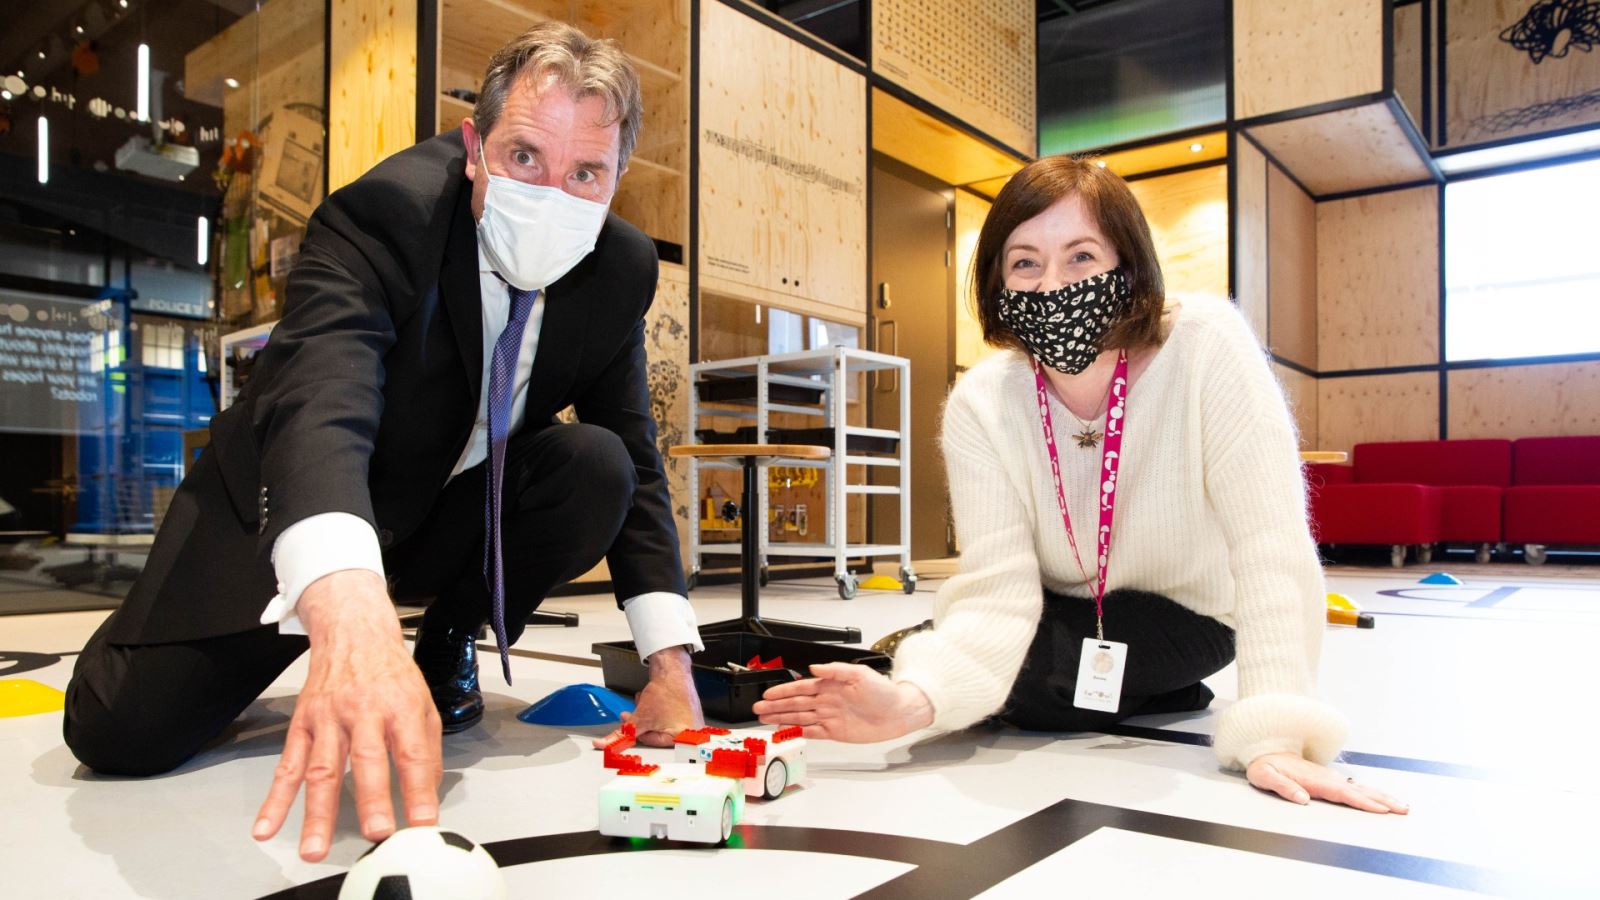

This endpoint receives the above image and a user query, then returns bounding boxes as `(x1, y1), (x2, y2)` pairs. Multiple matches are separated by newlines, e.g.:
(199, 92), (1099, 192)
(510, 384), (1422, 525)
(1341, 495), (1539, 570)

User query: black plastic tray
(768, 427), (900, 455)
(694, 426), (758, 445)
(696, 377), (824, 406)
(592, 632), (892, 723)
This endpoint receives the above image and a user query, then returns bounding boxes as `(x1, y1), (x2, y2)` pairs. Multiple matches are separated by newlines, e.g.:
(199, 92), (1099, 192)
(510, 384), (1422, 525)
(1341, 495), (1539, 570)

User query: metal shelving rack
(686, 346), (914, 599)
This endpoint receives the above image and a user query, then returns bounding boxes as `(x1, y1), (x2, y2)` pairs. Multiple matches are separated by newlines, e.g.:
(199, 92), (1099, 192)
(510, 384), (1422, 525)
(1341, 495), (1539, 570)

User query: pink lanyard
(1032, 349), (1129, 641)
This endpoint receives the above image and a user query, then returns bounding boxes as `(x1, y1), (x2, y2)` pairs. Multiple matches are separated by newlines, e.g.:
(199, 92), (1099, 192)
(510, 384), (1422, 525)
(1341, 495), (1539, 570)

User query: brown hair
(972, 155), (1166, 354)
(474, 21), (643, 169)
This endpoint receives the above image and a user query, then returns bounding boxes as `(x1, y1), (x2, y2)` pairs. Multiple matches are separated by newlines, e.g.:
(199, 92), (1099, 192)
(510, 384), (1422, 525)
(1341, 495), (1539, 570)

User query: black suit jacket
(110, 131), (685, 643)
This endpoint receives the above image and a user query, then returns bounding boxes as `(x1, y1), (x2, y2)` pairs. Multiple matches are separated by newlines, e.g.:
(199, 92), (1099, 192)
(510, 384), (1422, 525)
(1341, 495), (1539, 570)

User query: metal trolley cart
(686, 346), (914, 599)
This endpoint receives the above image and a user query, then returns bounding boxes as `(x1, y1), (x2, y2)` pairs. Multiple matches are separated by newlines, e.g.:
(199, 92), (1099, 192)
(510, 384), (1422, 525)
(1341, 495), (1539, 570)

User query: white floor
(1, 565), (1595, 898)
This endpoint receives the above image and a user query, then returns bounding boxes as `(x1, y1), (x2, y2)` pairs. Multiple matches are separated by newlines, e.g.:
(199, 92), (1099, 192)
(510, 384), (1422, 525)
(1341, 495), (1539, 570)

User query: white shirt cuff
(622, 592), (704, 660)
(262, 512), (387, 635)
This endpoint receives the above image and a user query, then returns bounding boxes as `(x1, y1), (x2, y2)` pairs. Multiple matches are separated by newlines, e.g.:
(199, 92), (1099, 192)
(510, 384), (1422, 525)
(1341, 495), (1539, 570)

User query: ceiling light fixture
(1190, 142), (1203, 152)
(224, 77), (240, 89)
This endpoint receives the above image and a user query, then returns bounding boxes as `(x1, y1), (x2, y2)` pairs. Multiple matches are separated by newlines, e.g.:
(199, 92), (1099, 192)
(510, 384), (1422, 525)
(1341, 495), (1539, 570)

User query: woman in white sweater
(754, 156), (1407, 814)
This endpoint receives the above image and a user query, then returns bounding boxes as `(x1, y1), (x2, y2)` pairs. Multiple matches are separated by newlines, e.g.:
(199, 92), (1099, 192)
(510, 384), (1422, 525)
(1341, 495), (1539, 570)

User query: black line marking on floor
(1104, 724), (1501, 781)
(1464, 586), (1524, 609)
(254, 796), (1534, 900)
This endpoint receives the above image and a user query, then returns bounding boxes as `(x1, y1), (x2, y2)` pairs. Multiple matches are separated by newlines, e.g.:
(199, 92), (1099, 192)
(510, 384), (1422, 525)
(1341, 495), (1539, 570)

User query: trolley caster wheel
(686, 570), (699, 591)
(759, 565), (770, 588)
(1390, 545), (1406, 568)
(899, 567), (918, 594)
(835, 573), (858, 600)
(1475, 543), (1492, 565)
(1523, 544), (1548, 566)
(1415, 543), (1433, 565)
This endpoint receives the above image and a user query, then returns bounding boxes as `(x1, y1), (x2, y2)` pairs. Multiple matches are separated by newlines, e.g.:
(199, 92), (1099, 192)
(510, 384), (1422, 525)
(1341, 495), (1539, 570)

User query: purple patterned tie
(485, 284), (538, 684)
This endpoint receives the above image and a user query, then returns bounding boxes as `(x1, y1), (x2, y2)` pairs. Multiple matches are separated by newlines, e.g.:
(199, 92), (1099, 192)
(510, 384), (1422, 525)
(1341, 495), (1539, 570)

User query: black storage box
(694, 426), (757, 444)
(767, 427), (900, 455)
(592, 632), (892, 723)
(695, 377), (825, 406)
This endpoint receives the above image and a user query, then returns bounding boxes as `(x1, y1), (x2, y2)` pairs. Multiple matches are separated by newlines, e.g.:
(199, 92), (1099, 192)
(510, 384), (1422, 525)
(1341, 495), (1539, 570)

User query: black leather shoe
(412, 624), (485, 734)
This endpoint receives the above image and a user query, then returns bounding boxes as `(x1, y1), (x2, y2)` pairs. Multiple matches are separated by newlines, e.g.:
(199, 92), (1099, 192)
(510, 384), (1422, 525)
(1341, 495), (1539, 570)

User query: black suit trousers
(63, 423), (635, 776)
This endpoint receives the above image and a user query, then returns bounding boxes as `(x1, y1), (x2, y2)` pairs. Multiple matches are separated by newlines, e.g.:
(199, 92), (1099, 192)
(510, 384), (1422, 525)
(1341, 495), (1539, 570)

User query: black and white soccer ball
(338, 826), (506, 900)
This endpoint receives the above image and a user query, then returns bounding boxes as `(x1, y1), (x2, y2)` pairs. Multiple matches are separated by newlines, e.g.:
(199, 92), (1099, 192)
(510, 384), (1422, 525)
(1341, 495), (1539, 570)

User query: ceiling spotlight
(75, 25), (85, 35)
(224, 77), (240, 89)
(37, 49), (46, 59)
(1, 90), (10, 100)
(1189, 142), (1203, 153)
(120, 0), (129, 8)
(1095, 160), (1107, 168)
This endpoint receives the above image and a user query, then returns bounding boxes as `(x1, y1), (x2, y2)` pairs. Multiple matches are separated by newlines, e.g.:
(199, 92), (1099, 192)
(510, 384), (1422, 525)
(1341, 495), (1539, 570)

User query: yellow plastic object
(1325, 593), (1360, 612)
(0, 679), (66, 718)
(860, 574), (904, 592)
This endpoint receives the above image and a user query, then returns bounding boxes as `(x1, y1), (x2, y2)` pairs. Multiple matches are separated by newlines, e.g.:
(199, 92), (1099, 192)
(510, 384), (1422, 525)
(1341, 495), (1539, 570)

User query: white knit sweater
(892, 294), (1348, 770)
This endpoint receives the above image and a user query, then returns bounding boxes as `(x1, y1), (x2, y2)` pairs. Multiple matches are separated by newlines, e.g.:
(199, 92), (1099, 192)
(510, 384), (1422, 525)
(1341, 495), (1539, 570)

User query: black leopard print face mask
(997, 267), (1133, 374)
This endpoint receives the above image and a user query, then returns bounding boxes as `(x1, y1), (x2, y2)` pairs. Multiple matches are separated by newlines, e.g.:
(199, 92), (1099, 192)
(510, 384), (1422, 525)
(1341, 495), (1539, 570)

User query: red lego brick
(746, 655), (786, 670)
(617, 762), (659, 776)
(674, 729), (712, 745)
(703, 727), (731, 735)
(706, 748), (755, 779)
(621, 722), (636, 739)
(772, 726), (802, 743)
(742, 737), (767, 756)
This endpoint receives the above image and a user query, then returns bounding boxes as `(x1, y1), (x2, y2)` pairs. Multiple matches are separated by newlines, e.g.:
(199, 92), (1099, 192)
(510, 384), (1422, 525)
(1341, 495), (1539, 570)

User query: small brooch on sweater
(1073, 426), (1103, 449)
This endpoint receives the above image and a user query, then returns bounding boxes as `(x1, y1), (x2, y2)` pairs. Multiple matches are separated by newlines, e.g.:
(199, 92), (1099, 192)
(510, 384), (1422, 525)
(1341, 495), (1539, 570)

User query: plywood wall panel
(329, 0), (417, 191)
(1448, 362), (1600, 440)
(1317, 372), (1439, 451)
(1244, 102), (1435, 196)
(1127, 164), (1230, 301)
(1273, 363), (1319, 451)
(871, 0), (1035, 154)
(1444, 0), (1600, 146)
(1316, 185), (1439, 371)
(953, 189), (994, 371)
(1393, 1), (1425, 134)
(1267, 163), (1316, 369)
(699, 1), (866, 313)
(1234, 0), (1384, 119)
(1234, 137), (1269, 344)
(871, 88), (1022, 189)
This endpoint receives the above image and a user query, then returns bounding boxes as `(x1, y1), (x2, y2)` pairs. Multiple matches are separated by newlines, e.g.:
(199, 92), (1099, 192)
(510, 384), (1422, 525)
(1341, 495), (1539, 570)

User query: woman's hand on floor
(753, 662), (934, 743)
(1247, 752), (1409, 814)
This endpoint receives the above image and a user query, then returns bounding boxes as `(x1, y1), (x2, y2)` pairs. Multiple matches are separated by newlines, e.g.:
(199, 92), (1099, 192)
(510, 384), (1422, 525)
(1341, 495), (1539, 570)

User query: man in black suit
(62, 23), (705, 862)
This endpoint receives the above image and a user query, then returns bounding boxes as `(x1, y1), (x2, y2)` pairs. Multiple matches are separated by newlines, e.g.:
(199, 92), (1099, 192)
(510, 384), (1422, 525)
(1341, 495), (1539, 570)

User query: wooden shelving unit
(432, 0), (689, 251)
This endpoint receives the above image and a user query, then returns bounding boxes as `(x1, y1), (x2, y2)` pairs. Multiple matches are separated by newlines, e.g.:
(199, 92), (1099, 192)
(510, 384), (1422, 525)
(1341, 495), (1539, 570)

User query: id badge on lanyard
(1032, 350), (1130, 712)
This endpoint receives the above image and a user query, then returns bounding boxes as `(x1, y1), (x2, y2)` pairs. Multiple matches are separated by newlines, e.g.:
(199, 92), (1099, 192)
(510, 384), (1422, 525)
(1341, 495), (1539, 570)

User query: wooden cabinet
(698, 0), (866, 315)
(432, 0), (689, 251)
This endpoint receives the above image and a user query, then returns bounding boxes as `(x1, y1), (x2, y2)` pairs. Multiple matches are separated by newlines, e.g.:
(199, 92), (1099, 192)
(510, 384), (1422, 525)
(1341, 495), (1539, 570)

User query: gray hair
(472, 21), (643, 169)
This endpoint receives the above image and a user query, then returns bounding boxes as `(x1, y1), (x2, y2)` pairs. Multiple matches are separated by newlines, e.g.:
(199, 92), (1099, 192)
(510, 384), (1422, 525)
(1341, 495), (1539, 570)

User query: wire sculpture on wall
(1500, 0), (1600, 64)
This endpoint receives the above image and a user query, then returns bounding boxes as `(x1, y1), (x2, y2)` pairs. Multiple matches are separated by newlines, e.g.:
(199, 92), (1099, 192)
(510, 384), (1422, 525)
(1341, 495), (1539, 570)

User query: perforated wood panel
(1127, 165), (1229, 301)
(1317, 372), (1439, 451)
(1244, 101), (1434, 196)
(1448, 362), (1600, 440)
(1267, 163), (1317, 370)
(1234, 137), (1269, 345)
(1273, 363), (1319, 451)
(1444, 0), (1600, 146)
(871, 0), (1035, 155)
(1393, 1), (1426, 136)
(1234, 0), (1383, 120)
(1316, 185), (1439, 372)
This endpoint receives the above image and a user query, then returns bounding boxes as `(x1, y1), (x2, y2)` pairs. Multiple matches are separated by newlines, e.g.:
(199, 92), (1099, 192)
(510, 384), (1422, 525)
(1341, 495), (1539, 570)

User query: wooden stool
(670, 444), (860, 643)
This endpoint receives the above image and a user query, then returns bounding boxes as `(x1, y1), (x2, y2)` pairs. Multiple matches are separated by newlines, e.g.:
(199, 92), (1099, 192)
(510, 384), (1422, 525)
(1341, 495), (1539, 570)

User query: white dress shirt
(259, 247), (702, 661)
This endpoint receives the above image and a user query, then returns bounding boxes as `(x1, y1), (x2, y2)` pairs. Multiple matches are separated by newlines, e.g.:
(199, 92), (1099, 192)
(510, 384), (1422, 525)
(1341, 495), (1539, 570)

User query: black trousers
(63, 423), (635, 776)
(1000, 587), (1236, 732)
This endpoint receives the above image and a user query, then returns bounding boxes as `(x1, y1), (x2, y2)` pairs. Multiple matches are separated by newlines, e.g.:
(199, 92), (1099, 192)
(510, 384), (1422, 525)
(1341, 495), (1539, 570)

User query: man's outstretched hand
(252, 570), (443, 862)
(592, 645), (703, 749)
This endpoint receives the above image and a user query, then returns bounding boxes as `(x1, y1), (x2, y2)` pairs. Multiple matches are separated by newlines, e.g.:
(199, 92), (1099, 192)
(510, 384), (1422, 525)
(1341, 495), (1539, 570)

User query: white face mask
(474, 137), (610, 291)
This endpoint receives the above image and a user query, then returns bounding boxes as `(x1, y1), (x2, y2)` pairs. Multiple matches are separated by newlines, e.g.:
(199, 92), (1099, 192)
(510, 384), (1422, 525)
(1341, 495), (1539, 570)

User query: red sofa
(1503, 436), (1600, 564)
(1305, 439), (1511, 566)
